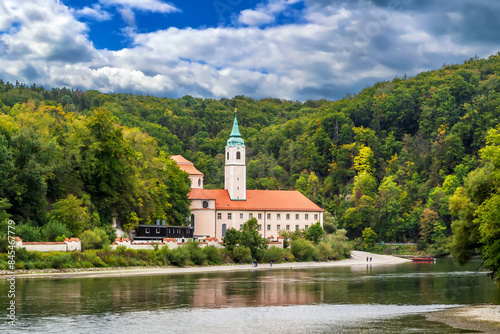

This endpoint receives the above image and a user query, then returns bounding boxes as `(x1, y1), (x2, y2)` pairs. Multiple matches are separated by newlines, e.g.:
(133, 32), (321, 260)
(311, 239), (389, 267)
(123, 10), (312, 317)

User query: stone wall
(15, 237), (81, 252)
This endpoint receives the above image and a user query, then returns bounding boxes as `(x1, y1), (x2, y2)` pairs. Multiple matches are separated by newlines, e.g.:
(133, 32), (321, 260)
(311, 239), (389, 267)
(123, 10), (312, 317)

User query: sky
(0, 0), (499, 101)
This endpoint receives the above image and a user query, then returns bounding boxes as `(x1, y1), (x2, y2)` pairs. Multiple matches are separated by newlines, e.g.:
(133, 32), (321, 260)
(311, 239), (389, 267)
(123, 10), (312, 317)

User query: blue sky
(0, 0), (499, 101)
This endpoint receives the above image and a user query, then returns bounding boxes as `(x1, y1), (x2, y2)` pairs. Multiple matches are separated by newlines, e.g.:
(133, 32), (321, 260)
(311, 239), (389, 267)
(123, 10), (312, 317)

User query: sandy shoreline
(1, 250), (408, 279)
(426, 305), (500, 333)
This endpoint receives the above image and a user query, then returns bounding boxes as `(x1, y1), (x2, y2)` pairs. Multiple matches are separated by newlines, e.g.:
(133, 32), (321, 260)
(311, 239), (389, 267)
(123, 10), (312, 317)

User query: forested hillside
(1, 54), (500, 266)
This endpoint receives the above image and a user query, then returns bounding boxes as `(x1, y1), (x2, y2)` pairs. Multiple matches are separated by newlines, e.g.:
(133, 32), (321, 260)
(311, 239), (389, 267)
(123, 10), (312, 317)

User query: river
(1, 258), (499, 333)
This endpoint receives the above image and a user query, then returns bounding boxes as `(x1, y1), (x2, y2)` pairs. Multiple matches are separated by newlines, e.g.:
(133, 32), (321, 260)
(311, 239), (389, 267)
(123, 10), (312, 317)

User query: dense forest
(1, 53), (500, 276)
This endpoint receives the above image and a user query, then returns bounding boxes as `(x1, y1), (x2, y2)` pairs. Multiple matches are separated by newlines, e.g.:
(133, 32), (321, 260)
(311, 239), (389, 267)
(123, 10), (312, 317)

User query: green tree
(362, 227), (377, 250)
(239, 218), (269, 257)
(305, 221), (325, 244)
(49, 194), (90, 236)
(450, 126), (500, 281)
(222, 228), (241, 253)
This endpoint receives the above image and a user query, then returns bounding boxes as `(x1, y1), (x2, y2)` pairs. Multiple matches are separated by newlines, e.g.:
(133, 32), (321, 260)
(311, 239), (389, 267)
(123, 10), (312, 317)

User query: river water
(1, 258), (499, 333)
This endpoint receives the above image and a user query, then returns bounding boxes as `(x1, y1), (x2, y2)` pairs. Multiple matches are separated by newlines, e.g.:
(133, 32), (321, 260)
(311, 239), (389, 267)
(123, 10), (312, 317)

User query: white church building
(172, 114), (324, 240)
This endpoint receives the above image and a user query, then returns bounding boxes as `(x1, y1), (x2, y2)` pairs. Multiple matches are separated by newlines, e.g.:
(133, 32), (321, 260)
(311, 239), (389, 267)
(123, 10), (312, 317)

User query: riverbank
(426, 305), (500, 333)
(0, 250), (408, 279)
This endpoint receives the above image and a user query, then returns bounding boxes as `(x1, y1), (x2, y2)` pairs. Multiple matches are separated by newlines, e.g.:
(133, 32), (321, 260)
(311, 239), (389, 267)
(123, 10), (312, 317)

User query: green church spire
(227, 109), (245, 147)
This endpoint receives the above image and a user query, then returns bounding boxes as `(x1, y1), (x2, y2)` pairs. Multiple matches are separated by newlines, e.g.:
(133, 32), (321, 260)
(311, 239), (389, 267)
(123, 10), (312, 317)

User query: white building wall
(214, 209), (323, 240)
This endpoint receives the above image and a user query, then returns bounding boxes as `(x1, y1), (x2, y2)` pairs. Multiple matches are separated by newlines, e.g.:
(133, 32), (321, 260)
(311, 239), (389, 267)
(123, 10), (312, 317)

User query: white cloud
(0, 0), (95, 63)
(75, 4), (112, 21)
(239, 9), (275, 26)
(99, 0), (179, 13)
(238, 0), (302, 26)
(0, 0), (498, 101)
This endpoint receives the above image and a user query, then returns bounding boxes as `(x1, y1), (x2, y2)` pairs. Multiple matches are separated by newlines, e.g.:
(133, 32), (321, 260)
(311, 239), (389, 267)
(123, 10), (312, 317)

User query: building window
(295, 225), (299, 231)
(267, 213), (271, 219)
(314, 214), (318, 220)
(217, 213), (222, 219)
(202, 200), (209, 208)
(228, 213), (232, 219)
(198, 179), (201, 187)
(277, 214), (281, 220)
(258, 225), (262, 231)
(237, 151), (241, 160)
(305, 225), (308, 230)
(222, 223), (227, 238)
(156, 228), (160, 233)
(227, 152), (229, 160)
(240, 224), (243, 230)
(286, 225), (290, 231)
(145, 228), (150, 234)
(305, 214), (309, 220)
(286, 213), (290, 220)
(240, 213), (243, 219)
(295, 214), (299, 220)
(249, 213), (253, 219)
(277, 224), (280, 231)
(267, 225), (271, 231)
(258, 213), (262, 220)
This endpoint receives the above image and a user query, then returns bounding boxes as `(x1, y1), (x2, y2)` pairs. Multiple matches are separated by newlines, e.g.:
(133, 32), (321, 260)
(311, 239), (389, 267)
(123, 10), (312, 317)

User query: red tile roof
(189, 189), (323, 212)
(171, 155), (204, 175)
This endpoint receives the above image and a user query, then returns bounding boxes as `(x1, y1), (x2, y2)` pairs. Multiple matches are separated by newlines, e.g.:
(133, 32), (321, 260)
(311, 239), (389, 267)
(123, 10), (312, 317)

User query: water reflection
(0, 259), (499, 332)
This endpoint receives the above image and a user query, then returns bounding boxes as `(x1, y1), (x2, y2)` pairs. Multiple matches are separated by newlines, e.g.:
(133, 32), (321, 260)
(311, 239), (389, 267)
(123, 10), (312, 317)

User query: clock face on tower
(237, 146), (240, 149)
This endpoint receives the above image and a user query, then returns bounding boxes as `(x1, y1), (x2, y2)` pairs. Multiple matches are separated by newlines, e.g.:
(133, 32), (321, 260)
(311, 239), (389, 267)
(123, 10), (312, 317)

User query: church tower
(225, 112), (246, 200)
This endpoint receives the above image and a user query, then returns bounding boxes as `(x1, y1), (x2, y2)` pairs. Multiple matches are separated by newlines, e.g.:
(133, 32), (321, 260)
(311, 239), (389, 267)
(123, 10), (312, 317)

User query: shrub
(50, 253), (72, 269)
(80, 227), (110, 250)
(203, 246), (222, 265)
(325, 230), (351, 259)
(314, 242), (333, 261)
(264, 246), (285, 263)
(168, 247), (191, 266)
(231, 246), (252, 263)
(290, 238), (315, 261)
(80, 230), (102, 250)
(41, 221), (71, 241)
(185, 242), (207, 266)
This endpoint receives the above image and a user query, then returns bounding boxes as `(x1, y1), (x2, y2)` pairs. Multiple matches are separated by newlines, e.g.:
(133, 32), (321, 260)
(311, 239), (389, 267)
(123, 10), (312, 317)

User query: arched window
(221, 223), (227, 238)
(236, 151), (241, 160)
(227, 152), (229, 160)
(190, 214), (195, 229)
(198, 179), (201, 187)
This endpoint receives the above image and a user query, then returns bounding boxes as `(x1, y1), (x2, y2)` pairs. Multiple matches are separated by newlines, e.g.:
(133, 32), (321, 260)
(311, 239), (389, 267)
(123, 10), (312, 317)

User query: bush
(231, 246), (252, 263)
(41, 221), (71, 241)
(290, 238), (315, 261)
(314, 242), (333, 261)
(264, 246), (285, 263)
(185, 242), (207, 266)
(50, 253), (73, 269)
(203, 245), (222, 265)
(168, 247), (191, 266)
(80, 227), (110, 250)
(325, 230), (351, 259)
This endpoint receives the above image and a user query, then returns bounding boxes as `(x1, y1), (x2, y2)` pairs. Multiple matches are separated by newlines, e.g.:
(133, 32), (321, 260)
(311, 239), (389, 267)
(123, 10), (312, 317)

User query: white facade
(224, 144), (246, 200)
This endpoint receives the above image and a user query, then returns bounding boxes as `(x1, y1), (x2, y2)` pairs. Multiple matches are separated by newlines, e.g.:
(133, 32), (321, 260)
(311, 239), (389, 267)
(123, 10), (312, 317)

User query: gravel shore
(426, 305), (500, 333)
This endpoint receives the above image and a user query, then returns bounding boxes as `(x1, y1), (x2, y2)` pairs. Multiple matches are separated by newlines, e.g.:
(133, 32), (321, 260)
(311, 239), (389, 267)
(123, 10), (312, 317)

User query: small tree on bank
(240, 218), (269, 258)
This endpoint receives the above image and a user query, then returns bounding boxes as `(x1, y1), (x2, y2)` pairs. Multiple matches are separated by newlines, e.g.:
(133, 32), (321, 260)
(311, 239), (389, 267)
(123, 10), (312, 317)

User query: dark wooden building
(135, 224), (194, 241)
